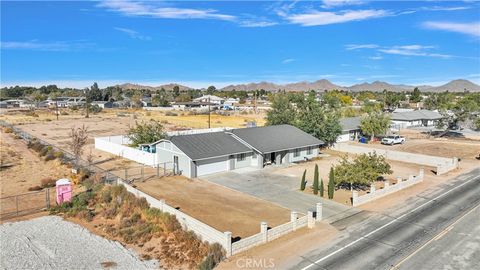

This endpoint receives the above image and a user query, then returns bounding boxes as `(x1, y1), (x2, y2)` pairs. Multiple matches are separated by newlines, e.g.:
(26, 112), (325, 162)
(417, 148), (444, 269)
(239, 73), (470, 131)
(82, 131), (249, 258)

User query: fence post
(260, 222), (268, 243)
(159, 199), (165, 211)
(316, 203), (323, 221)
(307, 211), (315, 228)
(290, 211), (298, 231)
(352, 191), (358, 207)
(156, 164), (160, 176)
(224, 231), (232, 257)
(384, 181), (390, 189)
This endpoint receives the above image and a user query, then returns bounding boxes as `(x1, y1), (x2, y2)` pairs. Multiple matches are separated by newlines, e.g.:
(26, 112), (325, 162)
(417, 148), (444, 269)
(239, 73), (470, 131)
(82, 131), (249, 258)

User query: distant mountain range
(116, 79), (480, 92)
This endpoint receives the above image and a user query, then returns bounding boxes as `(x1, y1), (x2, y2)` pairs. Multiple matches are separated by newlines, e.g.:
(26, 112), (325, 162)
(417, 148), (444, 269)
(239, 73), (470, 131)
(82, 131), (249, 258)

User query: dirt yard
(134, 176), (291, 239)
(272, 150), (433, 206)
(352, 139), (480, 160)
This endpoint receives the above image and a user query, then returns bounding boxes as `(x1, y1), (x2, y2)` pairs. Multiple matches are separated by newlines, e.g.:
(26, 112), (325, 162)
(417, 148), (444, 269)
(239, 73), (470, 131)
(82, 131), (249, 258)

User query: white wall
(196, 156), (229, 176)
(289, 147), (319, 163)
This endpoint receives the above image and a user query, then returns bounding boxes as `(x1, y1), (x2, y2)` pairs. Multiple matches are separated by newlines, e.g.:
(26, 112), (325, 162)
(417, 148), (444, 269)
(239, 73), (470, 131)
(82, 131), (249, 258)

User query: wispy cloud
(345, 44), (379, 50)
(1, 40), (95, 51)
(99, 0), (236, 21)
(114, 27), (151, 40)
(378, 45), (452, 58)
(321, 0), (366, 9)
(283, 9), (390, 26)
(346, 43), (454, 59)
(239, 20), (278, 28)
(422, 21), (480, 37)
(282, 58), (296, 64)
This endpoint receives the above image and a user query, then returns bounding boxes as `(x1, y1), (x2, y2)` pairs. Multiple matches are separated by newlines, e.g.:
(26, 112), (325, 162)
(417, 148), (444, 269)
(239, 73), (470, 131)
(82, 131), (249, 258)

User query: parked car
(381, 135), (405, 145)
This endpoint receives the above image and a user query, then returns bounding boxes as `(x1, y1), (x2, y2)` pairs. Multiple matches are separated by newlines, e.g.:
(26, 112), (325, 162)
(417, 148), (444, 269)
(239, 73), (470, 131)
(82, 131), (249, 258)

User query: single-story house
(193, 95), (225, 105)
(338, 116), (362, 142)
(152, 125), (323, 178)
(171, 102), (217, 111)
(390, 109), (443, 128)
(92, 101), (114, 109)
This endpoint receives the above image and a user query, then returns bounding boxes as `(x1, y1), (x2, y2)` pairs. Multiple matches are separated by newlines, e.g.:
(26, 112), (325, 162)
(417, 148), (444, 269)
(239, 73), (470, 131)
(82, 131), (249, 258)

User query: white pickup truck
(381, 135), (405, 145)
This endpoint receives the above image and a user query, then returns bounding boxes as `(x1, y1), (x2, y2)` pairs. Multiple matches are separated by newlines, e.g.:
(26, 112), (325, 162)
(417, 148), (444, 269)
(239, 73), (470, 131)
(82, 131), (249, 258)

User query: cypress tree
(313, 164), (319, 195)
(319, 178), (324, 197)
(300, 169), (307, 191)
(328, 167), (335, 199)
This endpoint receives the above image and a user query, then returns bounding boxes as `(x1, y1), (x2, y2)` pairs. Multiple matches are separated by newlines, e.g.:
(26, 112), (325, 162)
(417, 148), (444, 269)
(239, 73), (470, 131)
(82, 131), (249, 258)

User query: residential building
(193, 95), (225, 105)
(149, 125), (323, 178)
(338, 116), (362, 142)
(390, 109), (443, 128)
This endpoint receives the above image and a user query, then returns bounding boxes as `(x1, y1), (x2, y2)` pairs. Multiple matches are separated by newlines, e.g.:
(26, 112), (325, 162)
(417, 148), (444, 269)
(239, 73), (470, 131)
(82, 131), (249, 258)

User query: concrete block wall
(117, 180), (229, 253)
(352, 169), (424, 207)
(333, 143), (457, 175)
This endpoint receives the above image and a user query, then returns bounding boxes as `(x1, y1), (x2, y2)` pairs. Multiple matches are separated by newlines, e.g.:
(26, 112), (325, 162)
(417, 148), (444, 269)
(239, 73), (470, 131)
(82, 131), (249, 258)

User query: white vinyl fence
(95, 136), (159, 167)
(352, 169), (424, 207)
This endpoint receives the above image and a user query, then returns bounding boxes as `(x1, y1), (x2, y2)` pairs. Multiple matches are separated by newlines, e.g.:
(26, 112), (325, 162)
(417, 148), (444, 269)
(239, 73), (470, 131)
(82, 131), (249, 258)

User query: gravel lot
(0, 216), (158, 270)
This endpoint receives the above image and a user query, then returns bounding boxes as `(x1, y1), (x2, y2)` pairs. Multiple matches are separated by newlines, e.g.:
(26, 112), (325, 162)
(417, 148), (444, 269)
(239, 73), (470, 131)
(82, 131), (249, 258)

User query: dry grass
(54, 184), (224, 269)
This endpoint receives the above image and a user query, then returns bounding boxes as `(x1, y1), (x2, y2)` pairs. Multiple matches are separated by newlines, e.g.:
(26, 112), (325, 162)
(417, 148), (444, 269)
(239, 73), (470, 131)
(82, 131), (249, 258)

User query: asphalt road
(295, 167), (480, 270)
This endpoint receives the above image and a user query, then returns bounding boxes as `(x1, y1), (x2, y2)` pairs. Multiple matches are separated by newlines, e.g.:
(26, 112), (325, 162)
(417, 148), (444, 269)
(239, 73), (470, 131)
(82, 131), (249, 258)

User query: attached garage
(196, 157), (229, 176)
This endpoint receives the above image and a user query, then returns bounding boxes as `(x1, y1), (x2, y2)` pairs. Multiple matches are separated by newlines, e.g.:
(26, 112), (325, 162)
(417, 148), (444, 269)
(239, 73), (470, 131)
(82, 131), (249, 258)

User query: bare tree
(67, 125), (89, 168)
(86, 147), (94, 168)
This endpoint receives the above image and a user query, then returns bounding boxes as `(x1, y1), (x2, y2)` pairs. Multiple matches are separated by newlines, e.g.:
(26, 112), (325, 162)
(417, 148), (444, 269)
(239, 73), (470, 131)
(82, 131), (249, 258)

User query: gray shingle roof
(340, 117), (362, 131)
(231, 125), (324, 154)
(391, 109), (443, 121)
(169, 132), (251, 161)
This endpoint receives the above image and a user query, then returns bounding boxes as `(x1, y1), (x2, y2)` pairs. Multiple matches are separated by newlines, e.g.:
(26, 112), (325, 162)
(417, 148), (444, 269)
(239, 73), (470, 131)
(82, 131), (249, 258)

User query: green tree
(172, 85), (180, 98)
(266, 94), (296, 125)
(410, 87), (422, 103)
(328, 168), (335, 199)
(295, 95), (341, 146)
(334, 152), (392, 190)
(360, 112), (391, 141)
(206, 85), (216, 95)
(300, 169), (307, 191)
(313, 164), (319, 195)
(127, 120), (166, 147)
(319, 178), (324, 197)
(86, 82), (102, 101)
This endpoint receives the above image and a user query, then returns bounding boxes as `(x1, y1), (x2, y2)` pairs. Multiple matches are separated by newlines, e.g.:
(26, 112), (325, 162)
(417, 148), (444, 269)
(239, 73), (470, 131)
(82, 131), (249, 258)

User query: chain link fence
(0, 188), (54, 220)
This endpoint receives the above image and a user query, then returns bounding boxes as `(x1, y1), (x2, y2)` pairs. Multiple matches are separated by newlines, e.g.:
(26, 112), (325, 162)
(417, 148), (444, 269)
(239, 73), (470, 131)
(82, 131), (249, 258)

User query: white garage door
(196, 157), (229, 176)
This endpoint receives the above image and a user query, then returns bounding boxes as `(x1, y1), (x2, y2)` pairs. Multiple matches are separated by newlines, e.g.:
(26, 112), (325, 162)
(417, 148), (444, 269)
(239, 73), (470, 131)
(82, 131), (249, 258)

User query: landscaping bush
(313, 164), (319, 195)
(319, 179), (324, 197)
(328, 168), (335, 199)
(300, 169), (307, 191)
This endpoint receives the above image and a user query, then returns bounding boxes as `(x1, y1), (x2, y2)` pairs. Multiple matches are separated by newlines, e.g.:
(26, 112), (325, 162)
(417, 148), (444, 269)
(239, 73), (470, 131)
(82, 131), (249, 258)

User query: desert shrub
(160, 120), (168, 124)
(165, 111), (178, 116)
(25, 111), (39, 117)
(45, 118), (52, 122)
(60, 111), (69, 115)
(145, 111), (151, 116)
(44, 152), (56, 161)
(40, 177), (56, 188)
(28, 185), (43, 191)
(39, 146), (52, 157)
(3, 127), (13, 133)
(53, 151), (64, 159)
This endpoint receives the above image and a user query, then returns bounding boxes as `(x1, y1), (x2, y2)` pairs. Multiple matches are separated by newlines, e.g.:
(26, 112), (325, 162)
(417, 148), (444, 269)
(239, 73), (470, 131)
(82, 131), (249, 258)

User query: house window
(294, 149), (301, 157)
(237, 153), (246, 161)
(307, 147), (313, 155)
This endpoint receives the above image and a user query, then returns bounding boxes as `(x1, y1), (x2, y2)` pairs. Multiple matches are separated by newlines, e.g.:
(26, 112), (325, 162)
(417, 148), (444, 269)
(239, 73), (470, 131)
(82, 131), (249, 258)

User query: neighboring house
(171, 102), (217, 111)
(390, 109), (443, 128)
(193, 95), (225, 105)
(66, 97), (86, 107)
(338, 116), (362, 142)
(92, 101), (114, 109)
(141, 97), (152, 107)
(151, 125), (323, 178)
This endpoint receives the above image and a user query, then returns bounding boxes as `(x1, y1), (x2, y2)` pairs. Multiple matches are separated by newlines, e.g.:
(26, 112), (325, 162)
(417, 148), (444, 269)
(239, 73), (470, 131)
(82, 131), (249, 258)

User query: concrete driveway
(201, 166), (359, 223)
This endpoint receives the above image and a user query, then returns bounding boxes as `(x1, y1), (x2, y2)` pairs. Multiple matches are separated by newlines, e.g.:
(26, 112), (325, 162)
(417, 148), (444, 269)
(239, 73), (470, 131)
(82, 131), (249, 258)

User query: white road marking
(300, 172), (479, 270)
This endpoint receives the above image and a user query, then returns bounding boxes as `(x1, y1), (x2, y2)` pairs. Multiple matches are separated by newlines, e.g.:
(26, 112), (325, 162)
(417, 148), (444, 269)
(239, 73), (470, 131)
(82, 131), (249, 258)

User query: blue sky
(1, 0), (480, 88)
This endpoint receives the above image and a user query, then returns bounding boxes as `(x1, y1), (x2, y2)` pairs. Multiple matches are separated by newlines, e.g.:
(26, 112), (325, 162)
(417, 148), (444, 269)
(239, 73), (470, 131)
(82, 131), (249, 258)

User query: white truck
(381, 135), (405, 145)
